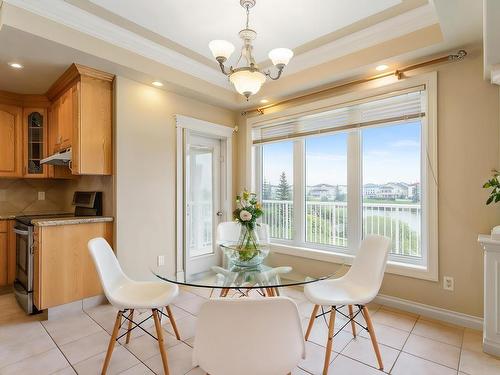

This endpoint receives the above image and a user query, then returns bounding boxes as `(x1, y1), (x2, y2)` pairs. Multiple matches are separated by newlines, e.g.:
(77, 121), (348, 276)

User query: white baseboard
(374, 294), (483, 330)
(483, 337), (500, 357)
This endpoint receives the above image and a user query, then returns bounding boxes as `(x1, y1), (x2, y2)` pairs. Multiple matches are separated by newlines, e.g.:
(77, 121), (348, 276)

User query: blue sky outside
(262, 121), (421, 186)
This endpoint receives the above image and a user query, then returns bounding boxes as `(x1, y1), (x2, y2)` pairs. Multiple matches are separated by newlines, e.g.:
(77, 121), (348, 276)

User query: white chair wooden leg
(125, 309), (134, 344)
(322, 307), (336, 375)
(102, 311), (122, 374)
(361, 306), (383, 370)
(153, 309), (170, 375)
(305, 304), (319, 341)
(348, 305), (356, 337)
(166, 305), (181, 340)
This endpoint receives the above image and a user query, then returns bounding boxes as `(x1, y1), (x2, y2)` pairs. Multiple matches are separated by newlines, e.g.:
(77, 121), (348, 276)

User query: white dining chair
(193, 297), (305, 375)
(303, 235), (391, 375)
(88, 237), (181, 375)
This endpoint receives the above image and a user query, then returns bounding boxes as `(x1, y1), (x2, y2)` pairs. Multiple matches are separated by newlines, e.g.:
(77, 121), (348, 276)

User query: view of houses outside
(261, 122), (422, 258)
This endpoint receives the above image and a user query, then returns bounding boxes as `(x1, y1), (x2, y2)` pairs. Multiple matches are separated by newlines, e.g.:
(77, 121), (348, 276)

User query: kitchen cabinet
(46, 64), (114, 175)
(33, 221), (113, 310)
(50, 86), (75, 152)
(0, 104), (22, 177)
(0, 221), (7, 286)
(23, 108), (48, 178)
(0, 220), (15, 287)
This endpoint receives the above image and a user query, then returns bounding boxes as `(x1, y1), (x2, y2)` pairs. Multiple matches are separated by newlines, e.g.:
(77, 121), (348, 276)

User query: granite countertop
(32, 216), (114, 227)
(0, 214), (17, 220)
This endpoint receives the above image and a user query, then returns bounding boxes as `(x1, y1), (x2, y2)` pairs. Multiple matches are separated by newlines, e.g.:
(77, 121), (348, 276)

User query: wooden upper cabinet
(57, 87), (74, 151)
(23, 107), (48, 178)
(46, 64), (114, 176)
(0, 104), (22, 177)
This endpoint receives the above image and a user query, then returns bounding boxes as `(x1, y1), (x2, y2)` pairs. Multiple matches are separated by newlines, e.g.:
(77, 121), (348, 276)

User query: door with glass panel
(185, 133), (223, 281)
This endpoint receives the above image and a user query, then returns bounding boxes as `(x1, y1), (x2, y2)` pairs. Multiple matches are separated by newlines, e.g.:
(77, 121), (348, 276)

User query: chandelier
(208, 0), (293, 99)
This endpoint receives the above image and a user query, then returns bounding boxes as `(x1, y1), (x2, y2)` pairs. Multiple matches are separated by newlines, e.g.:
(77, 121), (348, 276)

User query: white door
(185, 133), (223, 280)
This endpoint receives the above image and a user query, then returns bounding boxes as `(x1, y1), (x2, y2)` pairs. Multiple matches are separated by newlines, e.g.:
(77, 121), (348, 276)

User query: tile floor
(1, 287), (500, 375)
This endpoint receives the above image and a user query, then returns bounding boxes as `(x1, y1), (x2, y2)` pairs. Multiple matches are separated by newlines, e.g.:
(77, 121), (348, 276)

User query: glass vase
(234, 224), (261, 266)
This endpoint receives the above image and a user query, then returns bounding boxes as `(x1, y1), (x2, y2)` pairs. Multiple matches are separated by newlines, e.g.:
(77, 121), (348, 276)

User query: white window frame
(246, 72), (438, 281)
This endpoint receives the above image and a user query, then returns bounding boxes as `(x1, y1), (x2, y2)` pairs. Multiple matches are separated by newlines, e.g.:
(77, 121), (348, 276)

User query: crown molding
(0, 90), (50, 107)
(284, 4), (440, 76)
(4, 0), (230, 89)
(46, 63), (115, 100)
(4, 0), (440, 86)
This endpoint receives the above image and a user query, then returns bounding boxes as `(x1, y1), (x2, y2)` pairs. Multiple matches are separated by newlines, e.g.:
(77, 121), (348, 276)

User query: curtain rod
(241, 50), (467, 116)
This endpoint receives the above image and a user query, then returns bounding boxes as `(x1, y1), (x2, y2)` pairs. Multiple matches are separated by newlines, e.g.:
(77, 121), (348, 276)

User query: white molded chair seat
(303, 235), (391, 375)
(193, 297), (305, 375)
(88, 238), (179, 310)
(88, 237), (180, 375)
(305, 279), (372, 306)
(107, 281), (178, 310)
(305, 235), (391, 306)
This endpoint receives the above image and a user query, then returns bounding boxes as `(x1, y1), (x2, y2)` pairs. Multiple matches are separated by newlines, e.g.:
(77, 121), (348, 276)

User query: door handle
(13, 228), (29, 236)
(216, 211), (223, 217)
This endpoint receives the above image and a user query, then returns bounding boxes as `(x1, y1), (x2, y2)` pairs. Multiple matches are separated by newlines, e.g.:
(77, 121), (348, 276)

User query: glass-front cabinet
(23, 108), (47, 178)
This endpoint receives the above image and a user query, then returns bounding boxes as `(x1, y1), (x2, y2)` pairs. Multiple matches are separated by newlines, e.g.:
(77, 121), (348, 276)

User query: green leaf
(484, 182), (491, 188)
(487, 196), (494, 205)
(495, 194), (500, 203)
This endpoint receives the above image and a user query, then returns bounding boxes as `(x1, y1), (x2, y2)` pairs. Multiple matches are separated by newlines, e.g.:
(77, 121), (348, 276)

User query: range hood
(40, 148), (72, 166)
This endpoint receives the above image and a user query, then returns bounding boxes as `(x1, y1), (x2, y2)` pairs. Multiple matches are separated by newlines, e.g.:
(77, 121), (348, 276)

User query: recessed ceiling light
(375, 64), (389, 71)
(8, 62), (23, 69)
(260, 99), (269, 104)
(152, 81), (163, 87)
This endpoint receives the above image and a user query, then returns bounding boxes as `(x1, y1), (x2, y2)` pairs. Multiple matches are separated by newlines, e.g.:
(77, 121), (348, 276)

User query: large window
(362, 122), (422, 261)
(305, 134), (348, 247)
(262, 142), (294, 240)
(252, 78), (437, 279)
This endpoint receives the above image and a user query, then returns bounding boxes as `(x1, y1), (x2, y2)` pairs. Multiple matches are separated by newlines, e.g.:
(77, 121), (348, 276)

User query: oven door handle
(13, 228), (29, 236)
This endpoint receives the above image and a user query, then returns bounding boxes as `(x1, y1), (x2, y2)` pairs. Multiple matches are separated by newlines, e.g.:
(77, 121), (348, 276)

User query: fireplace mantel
(478, 234), (500, 357)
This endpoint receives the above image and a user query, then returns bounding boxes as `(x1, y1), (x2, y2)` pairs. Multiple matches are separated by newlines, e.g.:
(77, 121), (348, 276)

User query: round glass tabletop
(153, 242), (341, 290)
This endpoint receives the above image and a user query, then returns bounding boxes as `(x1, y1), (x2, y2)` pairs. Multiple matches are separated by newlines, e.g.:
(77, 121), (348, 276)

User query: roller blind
(252, 86), (426, 145)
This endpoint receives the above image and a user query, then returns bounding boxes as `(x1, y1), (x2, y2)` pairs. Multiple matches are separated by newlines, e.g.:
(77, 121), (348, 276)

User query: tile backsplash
(0, 176), (113, 216)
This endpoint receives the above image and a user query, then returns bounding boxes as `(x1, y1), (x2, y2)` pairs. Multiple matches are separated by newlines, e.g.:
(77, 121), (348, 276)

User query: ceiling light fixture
(375, 64), (389, 71)
(8, 62), (23, 69)
(152, 81), (163, 87)
(209, 0), (293, 100)
(260, 99), (269, 104)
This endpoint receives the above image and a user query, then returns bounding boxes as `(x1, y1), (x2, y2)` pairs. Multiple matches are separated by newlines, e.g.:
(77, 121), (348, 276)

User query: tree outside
(277, 171), (292, 200)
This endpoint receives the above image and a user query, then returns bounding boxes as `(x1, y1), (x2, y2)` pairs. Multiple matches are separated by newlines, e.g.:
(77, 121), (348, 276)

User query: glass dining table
(153, 242), (341, 297)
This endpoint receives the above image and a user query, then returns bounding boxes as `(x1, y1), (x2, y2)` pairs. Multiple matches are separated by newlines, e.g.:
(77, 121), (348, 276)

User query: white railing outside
(262, 200), (422, 257)
(188, 200), (213, 256)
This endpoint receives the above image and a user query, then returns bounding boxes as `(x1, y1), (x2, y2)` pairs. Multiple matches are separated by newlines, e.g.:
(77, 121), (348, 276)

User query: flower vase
(234, 225), (261, 266)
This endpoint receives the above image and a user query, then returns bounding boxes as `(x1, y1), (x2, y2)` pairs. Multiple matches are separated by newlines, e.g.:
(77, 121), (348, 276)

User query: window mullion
(347, 131), (361, 254)
(293, 140), (305, 245)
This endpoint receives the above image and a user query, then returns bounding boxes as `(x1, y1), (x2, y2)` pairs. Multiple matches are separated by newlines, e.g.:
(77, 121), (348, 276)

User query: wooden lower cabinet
(0, 220), (15, 287)
(33, 222), (112, 310)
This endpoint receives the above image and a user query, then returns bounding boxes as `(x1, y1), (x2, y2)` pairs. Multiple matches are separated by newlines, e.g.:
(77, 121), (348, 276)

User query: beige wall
(114, 76), (236, 280)
(236, 52), (500, 317)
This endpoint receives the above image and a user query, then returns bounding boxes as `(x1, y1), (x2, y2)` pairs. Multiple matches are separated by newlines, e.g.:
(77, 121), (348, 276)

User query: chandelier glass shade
(208, 0), (293, 99)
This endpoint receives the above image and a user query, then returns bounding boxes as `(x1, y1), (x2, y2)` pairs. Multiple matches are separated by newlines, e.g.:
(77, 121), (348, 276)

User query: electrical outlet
(38, 191), (45, 201)
(443, 276), (454, 291)
(157, 255), (165, 266)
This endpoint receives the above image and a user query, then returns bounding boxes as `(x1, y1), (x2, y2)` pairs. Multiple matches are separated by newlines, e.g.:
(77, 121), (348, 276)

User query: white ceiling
(88, 0), (401, 63)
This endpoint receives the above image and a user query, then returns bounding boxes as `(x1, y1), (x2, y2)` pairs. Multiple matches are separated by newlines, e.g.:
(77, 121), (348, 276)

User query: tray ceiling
(87, 0), (402, 63)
